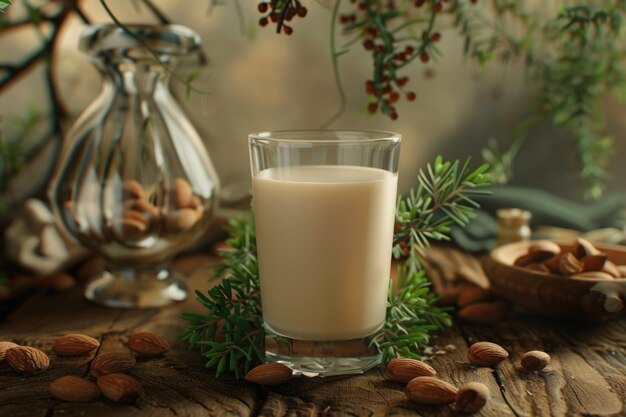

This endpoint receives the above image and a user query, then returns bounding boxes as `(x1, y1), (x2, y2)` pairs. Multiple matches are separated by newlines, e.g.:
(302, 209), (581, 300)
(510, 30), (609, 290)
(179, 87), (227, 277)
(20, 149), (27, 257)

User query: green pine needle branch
(180, 156), (491, 378)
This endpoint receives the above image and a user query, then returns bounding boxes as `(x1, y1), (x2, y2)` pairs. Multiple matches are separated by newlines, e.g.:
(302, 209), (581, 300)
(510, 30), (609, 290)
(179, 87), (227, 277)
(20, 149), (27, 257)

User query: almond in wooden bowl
(483, 241), (626, 321)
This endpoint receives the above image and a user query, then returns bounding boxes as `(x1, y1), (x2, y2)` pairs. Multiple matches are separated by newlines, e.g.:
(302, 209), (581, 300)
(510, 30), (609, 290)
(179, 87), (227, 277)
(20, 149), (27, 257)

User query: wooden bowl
(483, 241), (626, 321)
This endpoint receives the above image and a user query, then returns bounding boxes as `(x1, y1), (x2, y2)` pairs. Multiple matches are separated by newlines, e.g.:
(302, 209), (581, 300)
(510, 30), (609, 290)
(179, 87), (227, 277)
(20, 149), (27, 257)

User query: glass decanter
(48, 24), (220, 308)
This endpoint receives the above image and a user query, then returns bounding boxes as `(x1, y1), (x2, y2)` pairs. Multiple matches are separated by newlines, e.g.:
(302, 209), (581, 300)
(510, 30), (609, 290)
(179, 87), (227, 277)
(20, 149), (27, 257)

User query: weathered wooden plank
(1, 252), (625, 417)
(0, 258), (258, 417)
(461, 316), (626, 417)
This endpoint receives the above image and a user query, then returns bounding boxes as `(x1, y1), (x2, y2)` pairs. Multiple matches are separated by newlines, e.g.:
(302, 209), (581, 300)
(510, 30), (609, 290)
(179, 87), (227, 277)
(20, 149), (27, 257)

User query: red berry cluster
(257, 0), (308, 35)
(339, 1), (451, 119)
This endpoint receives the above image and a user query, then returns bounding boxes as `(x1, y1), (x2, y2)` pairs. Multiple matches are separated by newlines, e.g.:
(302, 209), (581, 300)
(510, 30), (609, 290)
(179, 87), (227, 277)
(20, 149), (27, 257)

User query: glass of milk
(249, 130), (401, 376)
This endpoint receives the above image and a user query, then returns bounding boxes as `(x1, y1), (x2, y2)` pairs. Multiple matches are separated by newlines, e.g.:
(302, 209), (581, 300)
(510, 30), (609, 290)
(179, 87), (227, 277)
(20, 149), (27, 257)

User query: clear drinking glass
(249, 130), (401, 376)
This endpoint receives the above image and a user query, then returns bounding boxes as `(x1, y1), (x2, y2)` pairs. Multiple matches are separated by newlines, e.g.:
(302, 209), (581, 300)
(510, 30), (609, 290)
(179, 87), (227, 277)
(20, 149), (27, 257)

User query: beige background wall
(1, 0), (625, 203)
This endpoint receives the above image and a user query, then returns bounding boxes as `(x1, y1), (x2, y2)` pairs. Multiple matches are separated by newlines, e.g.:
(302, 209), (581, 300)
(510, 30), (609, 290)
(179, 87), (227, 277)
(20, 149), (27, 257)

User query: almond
(573, 237), (601, 258)
(573, 271), (615, 280)
(39, 272), (76, 292)
(467, 342), (508, 367)
(245, 363), (292, 385)
(0, 341), (18, 361)
(513, 254), (536, 267)
(525, 263), (550, 274)
(122, 180), (145, 200)
(49, 376), (101, 402)
(581, 254), (608, 272)
(53, 334), (100, 356)
(602, 261), (621, 278)
(128, 332), (169, 357)
(172, 178), (193, 208)
(386, 358), (436, 382)
(528, 240), (561, 257)
(559, 252), (584, 275)
(520, 350), (550, 371)
(458, 301), (506, 325)
(90, 352), (136, 377)
(405, 376), (458, 405)
(6, 346), (49, 374)
(76, 255), (106, 282)
(97, 373), (141, 403)
(435, 286), (466, 307)
(544, 253), (564, 274)
(456, 287), (495, 308)
(514, 251), (553, 267)
(455, 382), (490, 414)
(165, 208), (199, 232)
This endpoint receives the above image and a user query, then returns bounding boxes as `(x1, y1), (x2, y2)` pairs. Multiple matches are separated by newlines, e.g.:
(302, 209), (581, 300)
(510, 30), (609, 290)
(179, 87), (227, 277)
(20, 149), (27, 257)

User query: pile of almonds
(0, 331), (169, 404)
(436, 285), (508, 326)
(456, 287), (507, 325)
(65, 178), (205, 241)
(514, 238), (626, 279)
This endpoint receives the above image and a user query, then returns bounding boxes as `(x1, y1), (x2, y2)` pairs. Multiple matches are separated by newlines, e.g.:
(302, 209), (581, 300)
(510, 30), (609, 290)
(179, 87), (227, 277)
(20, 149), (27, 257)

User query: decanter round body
(48, 24), (219, 308)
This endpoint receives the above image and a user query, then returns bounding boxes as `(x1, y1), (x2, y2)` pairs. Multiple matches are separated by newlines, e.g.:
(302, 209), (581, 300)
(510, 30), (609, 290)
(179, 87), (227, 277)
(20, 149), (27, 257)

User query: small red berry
(259, 17), (269, 27)
(394, 53), (406, 62)
(365, 80), (376, 95)
(358, 2), (367, 10)
(368, 103), (378, 113)
(396, 77), (409, 87)
(297, 6), (307, 17)
(406, 92), (416, 101)
(283, 25), (293, 35)
(470, 0), (478, 4)
(383, 85), (392, 94)
(390, 112), (399, 120)
(366, 27), (377, 38)
(414, 0), (425, 7)
(420, 52), (430, 63)
(433, 2), (443, 13)
(363, 40), (374, 50)
(389, 92), (400, 103)
(258, 2), (268, 13)
(404, 46), (415, 55)
(431, 33), (442, 42)
(381, 76), (390, 83)
(270, 12), (279, 22)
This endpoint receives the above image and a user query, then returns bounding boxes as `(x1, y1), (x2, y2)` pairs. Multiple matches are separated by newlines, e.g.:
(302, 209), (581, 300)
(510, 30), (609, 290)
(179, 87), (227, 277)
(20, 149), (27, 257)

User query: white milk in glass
(253, 165), (398, 341)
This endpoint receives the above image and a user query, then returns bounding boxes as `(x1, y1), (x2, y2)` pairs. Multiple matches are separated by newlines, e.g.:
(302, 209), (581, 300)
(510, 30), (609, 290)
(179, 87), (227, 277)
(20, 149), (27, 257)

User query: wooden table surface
(0, 249), (625, 417)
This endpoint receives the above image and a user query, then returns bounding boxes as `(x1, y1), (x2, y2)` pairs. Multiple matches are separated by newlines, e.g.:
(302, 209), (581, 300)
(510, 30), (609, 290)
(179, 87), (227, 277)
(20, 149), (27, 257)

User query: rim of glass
(79, 23), (201, 56)
(248, 130), (401, 144)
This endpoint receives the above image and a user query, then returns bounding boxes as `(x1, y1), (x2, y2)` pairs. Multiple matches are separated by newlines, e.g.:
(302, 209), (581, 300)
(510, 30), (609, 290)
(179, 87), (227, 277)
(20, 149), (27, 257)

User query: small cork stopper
(497, 208), (531, 228)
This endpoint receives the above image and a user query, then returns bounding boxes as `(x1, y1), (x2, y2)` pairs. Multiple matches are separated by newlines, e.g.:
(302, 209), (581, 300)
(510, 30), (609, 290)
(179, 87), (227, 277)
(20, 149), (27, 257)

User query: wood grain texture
(0, 252), (625, 417)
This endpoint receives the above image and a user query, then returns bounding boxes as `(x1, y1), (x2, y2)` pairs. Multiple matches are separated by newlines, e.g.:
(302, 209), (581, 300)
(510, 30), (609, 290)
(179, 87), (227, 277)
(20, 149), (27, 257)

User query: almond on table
(53, 334), (100, 356)
(467, 342), (508, 367)
(405, 376), (458, 405)
(49, 376), (101, 402)
(6, 346), (49, 374)
(128, 332), (169, 357)
(244, 363), (292, 386)
(386, 358), (436, 383)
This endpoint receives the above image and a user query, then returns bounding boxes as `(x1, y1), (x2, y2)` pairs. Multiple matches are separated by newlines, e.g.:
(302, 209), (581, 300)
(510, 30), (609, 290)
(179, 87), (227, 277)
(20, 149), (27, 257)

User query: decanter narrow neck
(102, 63), (171, 96)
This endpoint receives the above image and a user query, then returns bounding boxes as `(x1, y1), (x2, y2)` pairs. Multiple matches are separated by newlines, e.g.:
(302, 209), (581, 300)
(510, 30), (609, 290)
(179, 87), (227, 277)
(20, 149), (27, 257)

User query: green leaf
(0, 0), (12, 14)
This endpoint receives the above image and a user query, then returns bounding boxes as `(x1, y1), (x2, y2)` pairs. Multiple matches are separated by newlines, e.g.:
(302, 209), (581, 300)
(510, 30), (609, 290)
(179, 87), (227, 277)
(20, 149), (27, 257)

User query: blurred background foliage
(0, 0), (625, 223)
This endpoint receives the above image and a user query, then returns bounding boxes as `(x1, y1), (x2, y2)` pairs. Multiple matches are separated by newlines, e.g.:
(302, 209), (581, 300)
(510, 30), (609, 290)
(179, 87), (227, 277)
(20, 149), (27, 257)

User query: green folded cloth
(450, 186), (626, 252)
